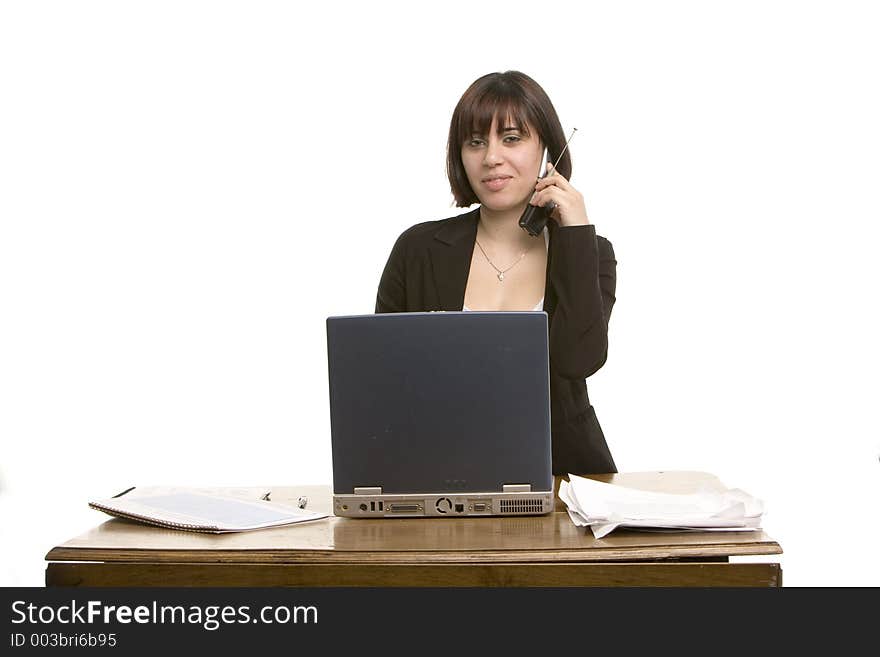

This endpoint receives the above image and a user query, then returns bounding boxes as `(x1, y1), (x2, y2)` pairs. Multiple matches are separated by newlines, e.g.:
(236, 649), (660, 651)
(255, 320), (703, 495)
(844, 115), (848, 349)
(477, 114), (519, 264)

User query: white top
(463, 227), (548, 312)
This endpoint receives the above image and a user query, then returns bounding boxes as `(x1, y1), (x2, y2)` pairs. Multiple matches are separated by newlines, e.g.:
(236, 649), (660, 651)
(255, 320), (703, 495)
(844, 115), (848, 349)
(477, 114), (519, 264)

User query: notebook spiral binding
(88, 503), (221, 533)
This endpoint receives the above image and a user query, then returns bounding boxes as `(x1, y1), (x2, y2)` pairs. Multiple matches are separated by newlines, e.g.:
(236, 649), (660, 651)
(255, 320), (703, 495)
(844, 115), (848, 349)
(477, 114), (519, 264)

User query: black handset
(518, 147), (552, 237)
(518, 128), (578, 237)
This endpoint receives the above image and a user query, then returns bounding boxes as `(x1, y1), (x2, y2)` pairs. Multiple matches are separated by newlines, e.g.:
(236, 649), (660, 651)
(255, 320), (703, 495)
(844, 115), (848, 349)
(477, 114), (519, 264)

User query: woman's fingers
(531, 166), (589, 226)
(532, 180), (584, 209)
(535, 163), (574, 192)
(530, 186), (563, 208)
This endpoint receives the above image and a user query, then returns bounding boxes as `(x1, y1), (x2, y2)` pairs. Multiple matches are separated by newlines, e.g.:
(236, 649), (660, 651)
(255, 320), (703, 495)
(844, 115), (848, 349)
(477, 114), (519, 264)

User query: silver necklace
(475, 238), (529, 282)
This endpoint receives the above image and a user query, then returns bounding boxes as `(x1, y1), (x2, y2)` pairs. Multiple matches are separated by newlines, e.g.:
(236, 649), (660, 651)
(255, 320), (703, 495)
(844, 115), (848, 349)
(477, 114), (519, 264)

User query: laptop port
(455, 503), (464, 513)
(389, 504), (421, 513)
(472, 502), (488, 512)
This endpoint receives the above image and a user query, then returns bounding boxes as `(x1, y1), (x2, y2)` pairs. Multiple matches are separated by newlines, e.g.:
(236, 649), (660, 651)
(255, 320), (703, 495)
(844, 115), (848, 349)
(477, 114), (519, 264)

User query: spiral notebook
(88, 486), (327, 533)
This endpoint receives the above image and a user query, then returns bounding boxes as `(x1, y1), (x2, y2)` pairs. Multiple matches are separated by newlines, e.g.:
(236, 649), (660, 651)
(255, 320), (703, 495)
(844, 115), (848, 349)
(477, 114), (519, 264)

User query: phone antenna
(552, 128), (578, 170)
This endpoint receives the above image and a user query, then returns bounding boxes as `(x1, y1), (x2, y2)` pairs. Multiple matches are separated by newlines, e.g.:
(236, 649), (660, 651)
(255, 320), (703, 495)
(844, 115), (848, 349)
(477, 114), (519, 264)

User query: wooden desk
(46, 471), (782, 587)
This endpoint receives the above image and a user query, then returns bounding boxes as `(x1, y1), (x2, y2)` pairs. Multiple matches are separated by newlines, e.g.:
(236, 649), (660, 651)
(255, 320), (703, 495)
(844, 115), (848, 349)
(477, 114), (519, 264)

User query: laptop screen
(326, 312), (552, 495)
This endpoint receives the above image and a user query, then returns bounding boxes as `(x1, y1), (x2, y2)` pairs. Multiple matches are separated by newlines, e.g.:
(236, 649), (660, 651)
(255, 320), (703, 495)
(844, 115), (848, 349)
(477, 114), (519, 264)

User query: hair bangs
(457, 93), (534, 145)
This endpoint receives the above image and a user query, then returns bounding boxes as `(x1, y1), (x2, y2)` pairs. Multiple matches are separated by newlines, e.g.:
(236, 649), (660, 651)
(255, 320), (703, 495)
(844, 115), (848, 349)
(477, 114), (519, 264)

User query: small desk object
(46, 471), (782, 587)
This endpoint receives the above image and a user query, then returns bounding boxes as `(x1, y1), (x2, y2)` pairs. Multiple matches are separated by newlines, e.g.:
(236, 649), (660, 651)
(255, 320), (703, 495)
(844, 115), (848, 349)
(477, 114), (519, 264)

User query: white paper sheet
(560, 475), (764, 539)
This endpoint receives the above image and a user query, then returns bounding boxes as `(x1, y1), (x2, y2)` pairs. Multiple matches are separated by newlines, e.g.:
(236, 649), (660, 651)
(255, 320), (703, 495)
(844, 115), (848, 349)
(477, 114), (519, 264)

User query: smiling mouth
(482, 176), (512, 191)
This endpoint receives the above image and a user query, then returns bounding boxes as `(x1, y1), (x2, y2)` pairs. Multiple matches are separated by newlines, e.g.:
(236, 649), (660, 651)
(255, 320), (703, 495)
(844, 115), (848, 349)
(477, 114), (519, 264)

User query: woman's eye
(468, 138), (485, 147)
(503, 135), (522, 143)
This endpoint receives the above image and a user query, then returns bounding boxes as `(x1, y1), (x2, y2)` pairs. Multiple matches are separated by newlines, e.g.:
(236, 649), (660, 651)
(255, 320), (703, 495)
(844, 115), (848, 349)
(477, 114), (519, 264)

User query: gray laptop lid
(326, 311), (552, 495)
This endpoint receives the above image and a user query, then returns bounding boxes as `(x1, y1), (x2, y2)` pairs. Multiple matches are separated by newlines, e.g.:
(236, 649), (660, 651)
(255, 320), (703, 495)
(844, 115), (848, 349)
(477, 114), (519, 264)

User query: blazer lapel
(544, 219), (557, 314)
(428, 208), (479, 311)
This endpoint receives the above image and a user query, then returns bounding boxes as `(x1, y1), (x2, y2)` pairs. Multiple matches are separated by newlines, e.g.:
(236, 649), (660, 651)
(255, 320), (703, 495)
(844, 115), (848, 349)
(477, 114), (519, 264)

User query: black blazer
(375, 207), (617, 475)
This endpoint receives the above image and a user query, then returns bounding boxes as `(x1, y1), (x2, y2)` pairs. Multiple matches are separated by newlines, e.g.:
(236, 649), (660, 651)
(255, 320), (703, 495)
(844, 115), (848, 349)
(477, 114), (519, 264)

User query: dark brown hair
(446, 71), (571, 207)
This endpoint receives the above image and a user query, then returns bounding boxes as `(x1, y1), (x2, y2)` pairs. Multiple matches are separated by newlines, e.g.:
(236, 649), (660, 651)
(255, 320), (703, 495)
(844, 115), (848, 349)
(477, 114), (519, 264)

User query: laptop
(326, 311), (553, 518)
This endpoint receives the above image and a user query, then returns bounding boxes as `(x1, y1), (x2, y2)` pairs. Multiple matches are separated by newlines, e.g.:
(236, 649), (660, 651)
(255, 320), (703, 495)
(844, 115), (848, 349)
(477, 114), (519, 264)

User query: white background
(1, 1), (877, 587)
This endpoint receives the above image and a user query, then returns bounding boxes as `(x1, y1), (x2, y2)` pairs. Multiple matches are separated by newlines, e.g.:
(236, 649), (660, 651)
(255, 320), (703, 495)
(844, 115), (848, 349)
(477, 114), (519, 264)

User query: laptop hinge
(353, 487), (382, 495)
(502, 484), (532, 493)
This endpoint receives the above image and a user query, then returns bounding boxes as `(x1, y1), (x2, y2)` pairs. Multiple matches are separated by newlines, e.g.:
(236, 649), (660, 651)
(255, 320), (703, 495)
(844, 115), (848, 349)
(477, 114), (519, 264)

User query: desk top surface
(46, 471), (782, 565)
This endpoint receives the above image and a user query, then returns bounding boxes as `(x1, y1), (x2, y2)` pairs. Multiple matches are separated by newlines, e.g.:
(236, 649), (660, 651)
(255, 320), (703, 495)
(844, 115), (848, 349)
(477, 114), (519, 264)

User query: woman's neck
(477, 203), (542, 251)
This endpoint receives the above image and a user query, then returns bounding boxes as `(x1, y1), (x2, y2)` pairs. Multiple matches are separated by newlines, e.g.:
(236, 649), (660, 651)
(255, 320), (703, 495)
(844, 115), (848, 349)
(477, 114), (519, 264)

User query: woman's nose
(483, 139), (503, 166)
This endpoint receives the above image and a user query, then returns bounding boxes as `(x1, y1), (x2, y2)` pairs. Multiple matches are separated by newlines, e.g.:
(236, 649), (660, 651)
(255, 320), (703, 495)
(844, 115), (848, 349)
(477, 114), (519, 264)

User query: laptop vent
(499, 499), (544, 514)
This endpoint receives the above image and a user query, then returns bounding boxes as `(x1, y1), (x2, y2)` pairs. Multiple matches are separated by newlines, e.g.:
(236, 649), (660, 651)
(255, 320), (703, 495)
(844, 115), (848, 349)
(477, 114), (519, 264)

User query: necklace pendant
(497, 272), (505, 282)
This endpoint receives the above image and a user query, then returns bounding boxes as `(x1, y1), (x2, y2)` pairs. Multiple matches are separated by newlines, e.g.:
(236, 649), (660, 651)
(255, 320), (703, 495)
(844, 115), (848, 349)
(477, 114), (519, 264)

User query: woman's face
(461, 115), (544, 214)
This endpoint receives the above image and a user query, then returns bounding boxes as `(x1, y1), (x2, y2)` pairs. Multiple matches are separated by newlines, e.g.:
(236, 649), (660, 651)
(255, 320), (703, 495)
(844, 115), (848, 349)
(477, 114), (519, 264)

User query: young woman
(375, 71), (617, 475)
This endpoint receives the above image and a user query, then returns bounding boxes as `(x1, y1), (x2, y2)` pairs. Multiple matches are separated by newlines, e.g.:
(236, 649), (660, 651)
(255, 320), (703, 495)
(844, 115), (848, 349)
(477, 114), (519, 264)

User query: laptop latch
(502, 484), (532, 493)
(354, 487), (382, 495)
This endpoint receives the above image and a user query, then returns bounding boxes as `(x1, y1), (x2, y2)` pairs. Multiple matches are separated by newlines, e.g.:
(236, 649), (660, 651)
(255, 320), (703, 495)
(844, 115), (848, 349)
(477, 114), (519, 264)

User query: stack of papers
(559, 474), (764, 539)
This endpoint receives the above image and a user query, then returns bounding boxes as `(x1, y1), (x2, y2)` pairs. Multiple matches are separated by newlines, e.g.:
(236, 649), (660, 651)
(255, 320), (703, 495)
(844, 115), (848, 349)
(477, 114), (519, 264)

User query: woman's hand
(530, 163), (590, 226)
